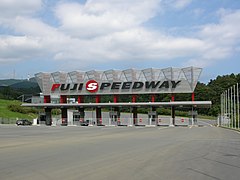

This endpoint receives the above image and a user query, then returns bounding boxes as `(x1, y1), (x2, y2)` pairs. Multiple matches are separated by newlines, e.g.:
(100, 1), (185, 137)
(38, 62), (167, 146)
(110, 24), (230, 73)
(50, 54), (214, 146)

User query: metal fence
(0, 117), (18, 124)
(220, 83), (240, 130)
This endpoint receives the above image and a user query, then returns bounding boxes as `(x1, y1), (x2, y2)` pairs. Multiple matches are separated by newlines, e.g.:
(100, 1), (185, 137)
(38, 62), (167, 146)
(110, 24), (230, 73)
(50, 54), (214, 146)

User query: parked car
(80, 120), (91, 126)
(16, 119), (32, 126)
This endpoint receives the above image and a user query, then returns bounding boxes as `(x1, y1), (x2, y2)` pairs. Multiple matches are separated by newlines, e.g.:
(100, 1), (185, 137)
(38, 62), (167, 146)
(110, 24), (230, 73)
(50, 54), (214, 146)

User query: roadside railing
(0, 117), (18, 125)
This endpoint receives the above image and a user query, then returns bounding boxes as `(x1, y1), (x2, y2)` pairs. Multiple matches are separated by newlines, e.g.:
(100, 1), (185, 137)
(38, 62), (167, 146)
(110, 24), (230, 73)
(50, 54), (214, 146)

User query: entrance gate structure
(23, 67), (211, 126)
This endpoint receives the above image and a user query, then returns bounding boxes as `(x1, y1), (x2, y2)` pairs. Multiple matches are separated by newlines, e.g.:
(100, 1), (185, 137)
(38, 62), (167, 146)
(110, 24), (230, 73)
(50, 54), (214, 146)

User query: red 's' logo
(86, 80), (98, 93)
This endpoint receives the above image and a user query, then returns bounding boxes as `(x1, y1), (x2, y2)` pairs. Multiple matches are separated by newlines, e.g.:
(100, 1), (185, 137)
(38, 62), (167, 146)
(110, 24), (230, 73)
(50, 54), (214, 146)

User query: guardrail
(0, 118), (18, 124)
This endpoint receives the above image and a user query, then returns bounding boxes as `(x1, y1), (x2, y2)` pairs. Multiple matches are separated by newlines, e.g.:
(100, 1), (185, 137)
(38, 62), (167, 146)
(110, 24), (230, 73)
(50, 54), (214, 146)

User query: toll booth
(66, 110), (74, 126)
(148, 111), (158, 126)
(79, 108), (85, 124)
(37, 111), (52, 126)
(188, 110), (198, 125)
(109, 111), (121, 126)
(68, 110), (88, 126)
(38, 112), (46, 125)
(73, 111), (80, 126)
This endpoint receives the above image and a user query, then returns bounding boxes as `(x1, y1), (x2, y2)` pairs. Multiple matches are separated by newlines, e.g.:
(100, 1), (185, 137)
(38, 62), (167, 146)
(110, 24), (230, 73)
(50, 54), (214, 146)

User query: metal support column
(61, 108), (68, 126)
(78, 95), (85, 124)
(170, 94), (175, 126)
(45, 108), (52, 126)
(171, 93), (175, 102)
(150, 94), (157, 125)
(132, 95), (137, 125)
(171, 106), (175, 126)
(79, 108), (85, 124)
(60, 95), (67, 103)
(133, 107), (138, 125)
(96, 95), (102, 125)
(96, 108), (102, 125)
(132, 95), (137, 103)
(60, 95), (67, 125)
(113, 95), (121, 125)
(78, 95), (84, 104)
(44, 95), (51, 103)
(192, 92), (195, 101)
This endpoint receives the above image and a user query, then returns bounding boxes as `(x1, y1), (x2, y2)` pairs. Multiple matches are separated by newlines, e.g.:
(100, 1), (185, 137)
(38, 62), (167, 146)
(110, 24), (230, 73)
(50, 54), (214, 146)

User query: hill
(0, 78), (40, 101)
(0, 79), (22, 86)
(9, 80), (38, 89)
(0, 99), (37, 121)
(0, 78), (38, 88)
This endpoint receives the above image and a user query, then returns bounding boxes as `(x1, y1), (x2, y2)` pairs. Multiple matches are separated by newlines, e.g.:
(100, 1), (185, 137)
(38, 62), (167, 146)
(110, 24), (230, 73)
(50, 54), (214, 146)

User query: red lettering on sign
(51, 84), (60, 91)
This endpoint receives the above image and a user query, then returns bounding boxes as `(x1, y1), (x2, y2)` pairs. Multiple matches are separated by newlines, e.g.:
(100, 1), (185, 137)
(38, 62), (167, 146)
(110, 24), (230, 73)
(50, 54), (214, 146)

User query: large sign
(51, 80), (182, 95)
(35, 67), (202, 95)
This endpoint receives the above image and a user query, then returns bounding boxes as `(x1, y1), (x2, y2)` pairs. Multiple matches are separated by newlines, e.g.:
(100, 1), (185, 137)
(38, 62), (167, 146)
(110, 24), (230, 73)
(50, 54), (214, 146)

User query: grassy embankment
(0, 99), (37, 121)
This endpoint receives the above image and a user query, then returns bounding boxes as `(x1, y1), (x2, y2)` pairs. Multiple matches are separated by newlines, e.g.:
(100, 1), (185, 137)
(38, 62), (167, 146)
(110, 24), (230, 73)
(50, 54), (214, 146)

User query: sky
(0, 0), (240, 83)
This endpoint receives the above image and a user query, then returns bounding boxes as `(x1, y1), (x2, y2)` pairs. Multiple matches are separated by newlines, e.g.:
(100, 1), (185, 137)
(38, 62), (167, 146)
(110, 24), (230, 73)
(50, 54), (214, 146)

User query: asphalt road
(0, 124), (239, 180)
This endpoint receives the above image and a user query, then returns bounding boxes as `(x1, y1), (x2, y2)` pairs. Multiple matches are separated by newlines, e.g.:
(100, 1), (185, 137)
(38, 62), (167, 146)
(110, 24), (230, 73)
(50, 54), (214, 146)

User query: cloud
(52, 0), (204, 64)
(162, 0), (192, 10)
(0, 0), (41, 19)
(54, 0), (161, 38)
(0, 0), (239, 72)
(192, 8), (205, 17)
(201, 10), (240, 43)
(0, 14), (71, 64)
(0, 35), (42, 63)
(0, 0), (42, 34)
(172, 0), (192, 9)
(52, 27), (208, 70)
(185, 9), (240, 67)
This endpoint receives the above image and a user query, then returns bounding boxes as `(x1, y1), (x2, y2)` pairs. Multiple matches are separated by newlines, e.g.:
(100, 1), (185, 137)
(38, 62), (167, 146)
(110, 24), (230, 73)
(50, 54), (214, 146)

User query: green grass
(197, 115), (217, 120)
(0, 99), (37, 120)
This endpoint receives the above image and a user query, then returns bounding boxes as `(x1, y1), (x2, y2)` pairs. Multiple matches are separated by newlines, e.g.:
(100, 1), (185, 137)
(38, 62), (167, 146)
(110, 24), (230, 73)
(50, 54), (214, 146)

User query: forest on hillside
(0, 73), (239, 117)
